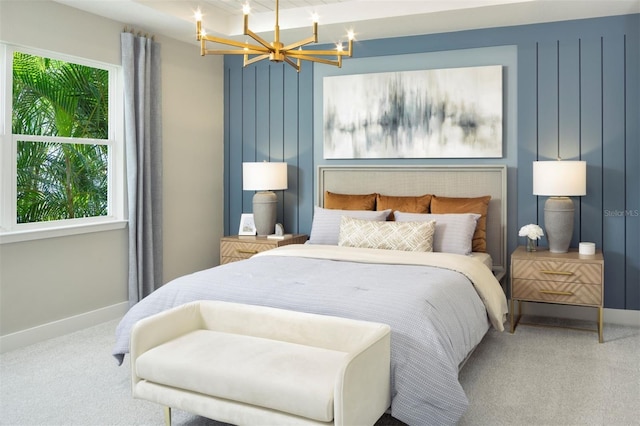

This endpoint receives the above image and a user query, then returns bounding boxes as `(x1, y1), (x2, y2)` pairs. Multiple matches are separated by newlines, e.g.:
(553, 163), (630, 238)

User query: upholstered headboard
(317, 165), (507, 276)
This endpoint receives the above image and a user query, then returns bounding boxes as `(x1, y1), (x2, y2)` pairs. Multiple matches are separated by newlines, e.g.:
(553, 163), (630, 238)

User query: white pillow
(394, 212), (480, 255)
(338, 216), (435, 252)
(307, 206), (391, 245)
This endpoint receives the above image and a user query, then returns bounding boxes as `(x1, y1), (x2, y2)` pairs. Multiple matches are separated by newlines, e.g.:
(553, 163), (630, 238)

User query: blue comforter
(113, 245), (504, 425)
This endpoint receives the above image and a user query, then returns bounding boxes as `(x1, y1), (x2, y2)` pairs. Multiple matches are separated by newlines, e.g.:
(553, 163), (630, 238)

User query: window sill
(0, 220), (127, 244)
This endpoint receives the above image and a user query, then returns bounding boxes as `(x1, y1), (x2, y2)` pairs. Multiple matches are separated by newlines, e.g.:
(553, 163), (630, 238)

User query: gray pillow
(394, 212), (480, 255)
(307, 206), (391, 245)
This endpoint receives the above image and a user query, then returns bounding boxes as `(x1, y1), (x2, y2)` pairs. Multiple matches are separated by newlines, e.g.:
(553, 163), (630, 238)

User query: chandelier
(195, 0), (354, 72)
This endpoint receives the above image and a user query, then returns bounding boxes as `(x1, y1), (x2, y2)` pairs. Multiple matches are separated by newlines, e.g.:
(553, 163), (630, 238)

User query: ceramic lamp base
(544, 196), (574, 253)
(253, 191), (277, 236)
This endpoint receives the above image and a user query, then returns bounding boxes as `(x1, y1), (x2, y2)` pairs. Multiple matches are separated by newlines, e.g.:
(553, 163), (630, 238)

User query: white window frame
(0, 44), (126, 244)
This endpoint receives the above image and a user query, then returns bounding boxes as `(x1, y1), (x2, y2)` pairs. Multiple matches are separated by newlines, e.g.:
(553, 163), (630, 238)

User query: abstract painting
(323, 65), (502, 158)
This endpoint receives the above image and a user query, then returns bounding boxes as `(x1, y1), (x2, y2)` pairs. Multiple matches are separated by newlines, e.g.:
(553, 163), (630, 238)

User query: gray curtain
(121, 32), (163, 306)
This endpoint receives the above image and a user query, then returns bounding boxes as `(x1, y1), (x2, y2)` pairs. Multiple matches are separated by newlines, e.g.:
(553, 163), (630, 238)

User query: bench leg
(164, 406), (171, 426)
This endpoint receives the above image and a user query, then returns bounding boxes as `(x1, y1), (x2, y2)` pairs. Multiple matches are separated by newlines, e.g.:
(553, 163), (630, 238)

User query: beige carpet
(1, 315), (638, 425)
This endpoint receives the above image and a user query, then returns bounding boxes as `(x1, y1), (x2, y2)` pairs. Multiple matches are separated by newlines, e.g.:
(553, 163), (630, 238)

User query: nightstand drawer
(220, 234), (308, 265)
(512, 260), (602, 284)
(512, 279), (602, 306)
(221, 241), (273, 260)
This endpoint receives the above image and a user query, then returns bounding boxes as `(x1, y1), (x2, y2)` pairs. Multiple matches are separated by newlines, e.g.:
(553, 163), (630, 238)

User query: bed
(113, 165), (509, 426)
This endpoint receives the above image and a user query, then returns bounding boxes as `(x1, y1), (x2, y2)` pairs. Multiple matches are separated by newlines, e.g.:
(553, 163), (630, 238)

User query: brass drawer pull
(539, 290), (574, 296)
(539, 270), (574, 276)
(237, 249), (258, 255)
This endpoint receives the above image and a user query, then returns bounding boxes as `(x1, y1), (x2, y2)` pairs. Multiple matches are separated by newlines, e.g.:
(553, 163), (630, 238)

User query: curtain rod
(123, 26), (155, 41)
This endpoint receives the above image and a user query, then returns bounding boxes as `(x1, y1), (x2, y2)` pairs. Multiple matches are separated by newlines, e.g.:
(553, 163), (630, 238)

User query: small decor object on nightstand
(519, 224), (544, 252)
(239, 214), (256, 236)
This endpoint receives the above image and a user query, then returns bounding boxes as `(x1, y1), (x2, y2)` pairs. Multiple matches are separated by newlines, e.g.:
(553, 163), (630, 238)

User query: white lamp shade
(533, 161), (586, 196)
(243, 162), (288, 191)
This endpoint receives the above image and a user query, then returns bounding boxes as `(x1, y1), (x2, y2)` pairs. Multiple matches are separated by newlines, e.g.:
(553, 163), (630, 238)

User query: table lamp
(243, 162), (288, 236)
(533, 160), (586, 253)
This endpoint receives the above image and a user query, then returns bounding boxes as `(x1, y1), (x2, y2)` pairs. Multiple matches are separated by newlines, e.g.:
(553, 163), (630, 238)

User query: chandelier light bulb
(242, 3), (251, 15)
(311, 12), (319, 23)
(194, 9), (202, 21)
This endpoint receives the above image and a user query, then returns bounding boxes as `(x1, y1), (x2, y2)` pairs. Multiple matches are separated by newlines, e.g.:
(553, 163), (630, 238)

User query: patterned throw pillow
(338, 216), (435, 252)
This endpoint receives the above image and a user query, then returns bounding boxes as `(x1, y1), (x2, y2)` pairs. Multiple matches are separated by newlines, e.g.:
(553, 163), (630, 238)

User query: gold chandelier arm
(286, 53), (343, 67)
(289, 49), (351, 57)
(282, 34), (318, 52)
(201, 34), (267, 52)
(244, 53), (270, 66)
(282, 56), (301, 72)
(243, 13), (273, 51)
(205, 49), (268, 56)
(245, 28), (273, 51)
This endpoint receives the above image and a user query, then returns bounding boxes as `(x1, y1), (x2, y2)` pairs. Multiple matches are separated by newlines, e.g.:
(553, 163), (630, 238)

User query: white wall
(0, 0), (224, 350)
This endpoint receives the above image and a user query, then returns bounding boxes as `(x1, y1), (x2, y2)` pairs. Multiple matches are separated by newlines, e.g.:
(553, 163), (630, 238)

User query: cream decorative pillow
(338, 216), (435, 252)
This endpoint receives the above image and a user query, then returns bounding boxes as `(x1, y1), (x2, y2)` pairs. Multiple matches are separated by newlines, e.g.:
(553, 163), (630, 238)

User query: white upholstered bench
(130, 300), (391, 426)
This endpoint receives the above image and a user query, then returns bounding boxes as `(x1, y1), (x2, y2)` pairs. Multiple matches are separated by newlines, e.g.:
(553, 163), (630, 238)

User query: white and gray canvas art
(323, 65), (503, 158)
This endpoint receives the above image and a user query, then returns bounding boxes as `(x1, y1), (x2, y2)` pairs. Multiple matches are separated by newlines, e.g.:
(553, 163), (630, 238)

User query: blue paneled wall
(224, 14), (639, 310)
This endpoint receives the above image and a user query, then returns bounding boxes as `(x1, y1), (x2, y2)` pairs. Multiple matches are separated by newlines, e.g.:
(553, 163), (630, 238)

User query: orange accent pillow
(430, 195), (491, 252)
(324, 191), (377, 210)
(376, 194), (432, 220)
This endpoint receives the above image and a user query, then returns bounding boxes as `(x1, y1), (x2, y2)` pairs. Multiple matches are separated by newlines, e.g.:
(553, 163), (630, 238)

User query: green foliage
(12, 52), (109, 223)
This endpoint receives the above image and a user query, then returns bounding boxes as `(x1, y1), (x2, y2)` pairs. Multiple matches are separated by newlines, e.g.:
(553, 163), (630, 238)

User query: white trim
(0, 43), (125, 235)
(0, 219), (127, 244)
(0, 302), (129, 353)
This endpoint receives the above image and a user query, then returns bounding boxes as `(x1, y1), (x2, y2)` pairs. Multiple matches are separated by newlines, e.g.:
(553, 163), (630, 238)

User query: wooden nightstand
(510, 246), (604, 342)
(220, 234), (308, 265)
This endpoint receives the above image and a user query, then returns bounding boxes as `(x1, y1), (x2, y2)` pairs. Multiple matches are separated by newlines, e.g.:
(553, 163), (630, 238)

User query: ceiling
(52, 0), (640, 46)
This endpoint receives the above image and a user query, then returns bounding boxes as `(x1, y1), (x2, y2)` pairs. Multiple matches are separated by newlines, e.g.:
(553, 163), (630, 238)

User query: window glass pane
(12, 51), (108, 139)
(17, 141), (108, 223)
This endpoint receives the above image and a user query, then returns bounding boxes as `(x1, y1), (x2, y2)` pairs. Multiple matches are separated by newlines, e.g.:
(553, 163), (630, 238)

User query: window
(1, 45), (124, 242)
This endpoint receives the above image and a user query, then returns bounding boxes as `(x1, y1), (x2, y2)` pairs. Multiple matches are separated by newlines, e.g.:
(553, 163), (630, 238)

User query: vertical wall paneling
(223, 67), (231, 233)
(537, 41), (560, 158)
(222, 15), (639, 311)
(536, 41), (560, 227)
(558, 38), (582, 248)
(602, 34), (626, 309)
(242, 67), (257, 213)
(580, 37), (604, 249)
(227, 58), (244, 234)
(297, 65), (314, 233)
(269, 65), (285, 231)
(517, 42), (540, 232)
(625, 21), (640, 310)
(283, 66), (300, 231)
(256, 63), (271, 160)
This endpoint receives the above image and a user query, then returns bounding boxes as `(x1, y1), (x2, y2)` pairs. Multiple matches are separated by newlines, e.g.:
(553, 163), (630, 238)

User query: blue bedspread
(113, 246), (498, 425)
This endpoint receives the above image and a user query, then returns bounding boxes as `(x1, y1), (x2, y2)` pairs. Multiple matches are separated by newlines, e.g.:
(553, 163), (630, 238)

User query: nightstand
(220, 234), (308, 265)
(510, 246), (604, 342)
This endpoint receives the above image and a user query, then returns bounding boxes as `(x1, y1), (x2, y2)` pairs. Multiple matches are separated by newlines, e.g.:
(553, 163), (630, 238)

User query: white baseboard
(0, 302), (129, 354)
(518, 302), (640, 327)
